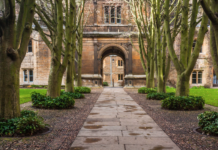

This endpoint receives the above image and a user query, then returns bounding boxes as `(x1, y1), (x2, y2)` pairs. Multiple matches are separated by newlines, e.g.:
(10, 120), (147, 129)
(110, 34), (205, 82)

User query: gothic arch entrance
(93, 43), (133, 86)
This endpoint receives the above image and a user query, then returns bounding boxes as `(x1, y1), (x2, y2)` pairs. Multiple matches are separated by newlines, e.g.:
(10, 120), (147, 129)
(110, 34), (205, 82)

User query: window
(24, 70), (28, 82)
(192, 71), (202, 84)
(111, 6), (115, 23)
(117, 6), (121, 23)
(118, 74), (123, 80)
(23, 69), (33, 83)
(118, 60), (123, 66)
(28, 40), (32, 52)
(192, 40), (202, 53)
(198, 71), (202, 84)
(104, 6), (109, 23)
(29, 70), (33, 82)
(104, 6), (121, 24)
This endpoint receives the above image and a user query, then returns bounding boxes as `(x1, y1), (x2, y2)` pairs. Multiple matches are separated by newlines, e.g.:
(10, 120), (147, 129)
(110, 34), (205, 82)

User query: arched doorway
(95, 44), (130, 87)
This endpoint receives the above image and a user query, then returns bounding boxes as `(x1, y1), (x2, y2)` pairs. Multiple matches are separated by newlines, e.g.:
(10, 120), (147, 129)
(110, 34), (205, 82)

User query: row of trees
(0, 0), (88, 119)
(127, 0), (210, 96)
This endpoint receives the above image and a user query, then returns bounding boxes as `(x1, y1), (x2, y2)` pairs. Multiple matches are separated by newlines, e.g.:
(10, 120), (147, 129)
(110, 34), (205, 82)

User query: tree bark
(78, 53), (83, 87)
(0, 0), (35, 119)
(175, 73), (190, 96)
(0, 47), (21, 119)
(47, 62), (63, 97)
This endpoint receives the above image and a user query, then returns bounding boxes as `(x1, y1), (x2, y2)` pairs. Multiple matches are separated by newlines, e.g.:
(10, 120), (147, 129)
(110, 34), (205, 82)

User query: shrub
(103, 82), (109, 86)
(191, 86), (205, 89)
(21, 110), (37, 117)
(61, 91), (84, 99)
(138, 87), (157, 94)
(147, 92), (175, 100)
(31, 92), (75, 109)
(0, 110), (47, 136)
(161, 96), (205, 110)
(198, 111), (218, 135)
(31, 85), (43, 88)
(75, 87), (91, 93)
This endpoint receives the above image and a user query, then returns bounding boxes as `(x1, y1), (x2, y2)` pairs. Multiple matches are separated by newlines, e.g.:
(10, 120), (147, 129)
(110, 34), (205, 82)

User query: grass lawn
(20, 89), (47, 104)
(166, 88), (218, 107)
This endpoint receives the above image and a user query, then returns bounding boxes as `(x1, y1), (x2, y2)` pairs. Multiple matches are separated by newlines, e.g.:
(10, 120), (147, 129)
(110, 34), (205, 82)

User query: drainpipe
(110, 55), (112, 86)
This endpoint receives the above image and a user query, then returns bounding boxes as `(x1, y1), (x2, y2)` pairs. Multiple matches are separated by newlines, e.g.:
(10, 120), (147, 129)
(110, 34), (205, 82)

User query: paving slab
(125, 144), (180, 150)
(78, 131), (122, 137)
(81, 126), (127, 131)
(71, 88), (180, 150)
(73, 137), (118, 145)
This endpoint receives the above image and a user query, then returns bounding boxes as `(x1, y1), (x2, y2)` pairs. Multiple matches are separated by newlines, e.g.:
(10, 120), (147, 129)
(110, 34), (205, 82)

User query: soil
(125, 89), (218, 150)
(0, 88), (102, 150)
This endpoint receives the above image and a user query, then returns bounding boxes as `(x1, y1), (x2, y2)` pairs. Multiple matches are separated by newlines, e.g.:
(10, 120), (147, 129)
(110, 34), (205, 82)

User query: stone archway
(94, 43), (132, 75)
(92, 42), (133, 87)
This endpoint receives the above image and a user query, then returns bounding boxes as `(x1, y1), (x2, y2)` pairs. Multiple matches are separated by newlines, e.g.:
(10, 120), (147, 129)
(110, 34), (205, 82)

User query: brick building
(19, 0), (216, 88)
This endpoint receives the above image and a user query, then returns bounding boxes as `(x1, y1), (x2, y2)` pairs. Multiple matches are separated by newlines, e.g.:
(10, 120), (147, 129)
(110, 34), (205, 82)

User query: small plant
(103, 82), (109, 86)
(147, 92), (175, 100)
(198, 111), (218, 135)
(61, 91), (84, 99)
(31, 85), (43, 88)
(191, 86), (205, 89)
(138, 87), (157, 94)
(75, 87), (91, 93)
(31, 92), (75, 109)
(161, 96), (205, 110)
(0, 110), (47, 137)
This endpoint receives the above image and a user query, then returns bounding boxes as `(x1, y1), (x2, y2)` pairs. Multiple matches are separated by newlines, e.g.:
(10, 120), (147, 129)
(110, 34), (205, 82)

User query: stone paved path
(71, 88), (180, 150)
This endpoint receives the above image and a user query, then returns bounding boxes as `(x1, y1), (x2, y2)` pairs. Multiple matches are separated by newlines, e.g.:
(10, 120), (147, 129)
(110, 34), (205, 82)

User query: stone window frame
(23, 69), (34, 83)
(118, 74), (123, 81)
(103, 3), (123, 24)
(118, 60), (123, 67)
(191, 70), (203, 84)
(28, 40), (33, 53)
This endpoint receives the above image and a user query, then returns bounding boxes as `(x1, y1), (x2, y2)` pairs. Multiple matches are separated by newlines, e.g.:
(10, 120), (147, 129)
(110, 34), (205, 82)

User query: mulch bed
(0, 88), (102, 150)
(125, 89), (218, 150)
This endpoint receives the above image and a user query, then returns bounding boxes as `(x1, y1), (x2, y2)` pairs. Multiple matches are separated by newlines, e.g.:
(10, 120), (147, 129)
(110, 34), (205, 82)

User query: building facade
(19, 0), (215, 88)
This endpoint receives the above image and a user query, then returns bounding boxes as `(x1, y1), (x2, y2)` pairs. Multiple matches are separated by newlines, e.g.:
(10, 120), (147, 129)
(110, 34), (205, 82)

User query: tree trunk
(47, 63), (63, 97)
(0, 47), (21, 119)
(175, 73), (190, 96)
(78, 54), (82, 87)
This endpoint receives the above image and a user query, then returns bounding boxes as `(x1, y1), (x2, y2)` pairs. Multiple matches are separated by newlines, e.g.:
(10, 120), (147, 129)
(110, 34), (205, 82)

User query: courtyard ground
(71, 88), (180, 150)
(2, 88), (218, 150)
(125, 88), (218, 150)
(0, 89), (102, 150)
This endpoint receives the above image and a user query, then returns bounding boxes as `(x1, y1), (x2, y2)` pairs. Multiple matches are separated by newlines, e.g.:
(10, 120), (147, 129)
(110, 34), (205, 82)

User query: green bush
(191, 86), (205, 89)
(103, 82), (109, 86)
(138, 87), (157, 94)
(61, 91), (84, 99)
(31, 92), (75, 109)
(75, 86), (91, 93)
(31, 85), (43, 88)
(161, 96), (205, 110)
(147, 92), (175, 100)
(0, 110), (47, 136)
(198, 111), (218, 135)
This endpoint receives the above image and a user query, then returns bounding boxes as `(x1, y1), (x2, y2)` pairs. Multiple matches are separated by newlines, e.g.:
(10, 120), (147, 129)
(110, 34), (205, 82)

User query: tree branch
(200, 0), (218, 25)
